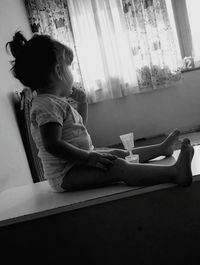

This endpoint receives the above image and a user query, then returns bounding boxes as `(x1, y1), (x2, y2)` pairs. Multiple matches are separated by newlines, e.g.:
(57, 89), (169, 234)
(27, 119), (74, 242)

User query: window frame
(171, 0), (194, 59)
(170, 0), (200, 72)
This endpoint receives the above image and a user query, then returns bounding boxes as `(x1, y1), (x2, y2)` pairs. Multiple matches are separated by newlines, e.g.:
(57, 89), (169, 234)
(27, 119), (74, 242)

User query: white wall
(0, 0), (33, 190)
(88, 70), (200, 147)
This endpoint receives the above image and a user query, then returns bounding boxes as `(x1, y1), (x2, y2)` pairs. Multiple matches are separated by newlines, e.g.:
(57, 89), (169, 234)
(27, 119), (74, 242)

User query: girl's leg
(61, 139), (194, 191)
(132, 129), (180, 162)
(61, 165), (119, 191)
(118, 139), (194, 187)
(108, 129), (180, 163)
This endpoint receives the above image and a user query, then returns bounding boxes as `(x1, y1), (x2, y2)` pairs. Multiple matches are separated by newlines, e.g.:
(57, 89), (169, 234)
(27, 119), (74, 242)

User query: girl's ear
(55, 64), (62, 80)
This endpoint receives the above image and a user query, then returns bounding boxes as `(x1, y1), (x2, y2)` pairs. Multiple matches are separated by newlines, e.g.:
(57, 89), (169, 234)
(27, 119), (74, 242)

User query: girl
(6, 32), (194, 192)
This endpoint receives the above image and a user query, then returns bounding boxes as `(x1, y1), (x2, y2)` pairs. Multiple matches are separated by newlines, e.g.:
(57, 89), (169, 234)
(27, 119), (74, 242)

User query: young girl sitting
(6, 32), (194, 192)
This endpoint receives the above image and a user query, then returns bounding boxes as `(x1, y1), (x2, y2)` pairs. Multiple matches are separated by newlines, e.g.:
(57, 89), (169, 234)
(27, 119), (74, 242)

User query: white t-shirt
(30, 94), (93, 180)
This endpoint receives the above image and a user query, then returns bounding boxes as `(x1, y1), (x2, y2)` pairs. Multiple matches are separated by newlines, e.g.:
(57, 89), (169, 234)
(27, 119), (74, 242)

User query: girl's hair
(6, 31), (74, 91)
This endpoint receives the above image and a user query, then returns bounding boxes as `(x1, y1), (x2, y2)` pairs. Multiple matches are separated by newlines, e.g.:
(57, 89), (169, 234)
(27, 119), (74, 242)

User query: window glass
(186, 0), (200, 61)
(165, 0), (181, 61)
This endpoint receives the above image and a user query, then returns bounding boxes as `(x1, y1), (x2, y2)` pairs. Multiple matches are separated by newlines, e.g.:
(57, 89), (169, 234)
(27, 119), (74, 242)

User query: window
(186, 0), (200, 62)
(167, 0), (200, 70)
(68, 0), (139, 102)
(25, 0), (183, 103)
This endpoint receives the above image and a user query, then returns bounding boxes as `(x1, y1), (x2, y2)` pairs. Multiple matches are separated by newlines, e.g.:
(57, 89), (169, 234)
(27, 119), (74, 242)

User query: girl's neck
(37, 83), (62, 97)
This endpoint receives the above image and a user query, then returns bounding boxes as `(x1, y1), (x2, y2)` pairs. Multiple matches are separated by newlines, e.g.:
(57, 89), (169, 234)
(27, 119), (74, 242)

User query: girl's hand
(70, 86), (87, 104)
(86, 151), (117, 170)
(109, 149), (129, 159)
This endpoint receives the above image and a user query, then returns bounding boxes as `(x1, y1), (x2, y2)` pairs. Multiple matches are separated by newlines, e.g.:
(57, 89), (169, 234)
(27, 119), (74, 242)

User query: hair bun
(6, 31), (27, 59)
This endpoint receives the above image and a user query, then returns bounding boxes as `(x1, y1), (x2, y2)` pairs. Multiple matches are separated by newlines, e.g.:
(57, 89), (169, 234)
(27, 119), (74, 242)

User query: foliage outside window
(25, 0), (181, 103)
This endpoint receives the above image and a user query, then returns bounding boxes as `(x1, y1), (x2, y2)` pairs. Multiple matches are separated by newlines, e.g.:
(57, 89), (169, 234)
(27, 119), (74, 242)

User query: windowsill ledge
(0, 180), (180, 228)
(181, 66), (200, 73)
(0, 146), (199, 228)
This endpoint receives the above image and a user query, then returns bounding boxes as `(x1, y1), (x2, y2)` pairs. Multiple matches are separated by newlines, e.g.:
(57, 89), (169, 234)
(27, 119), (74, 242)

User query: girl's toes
(183, 138), (190, 145)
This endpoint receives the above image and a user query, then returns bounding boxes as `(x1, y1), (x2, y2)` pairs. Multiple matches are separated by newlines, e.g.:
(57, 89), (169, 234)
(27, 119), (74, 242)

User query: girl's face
(56, 50), (74, 97)
(60, 63), (74, 97)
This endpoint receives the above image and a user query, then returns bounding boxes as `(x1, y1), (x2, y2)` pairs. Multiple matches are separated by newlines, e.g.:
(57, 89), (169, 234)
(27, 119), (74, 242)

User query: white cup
(125, 154), (139, 163)
(119, 132), (134, 151)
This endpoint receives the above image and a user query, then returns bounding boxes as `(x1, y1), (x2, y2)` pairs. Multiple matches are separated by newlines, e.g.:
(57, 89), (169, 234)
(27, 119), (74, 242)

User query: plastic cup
(125, 154), (139, 163)
(119, 132), (134, 152)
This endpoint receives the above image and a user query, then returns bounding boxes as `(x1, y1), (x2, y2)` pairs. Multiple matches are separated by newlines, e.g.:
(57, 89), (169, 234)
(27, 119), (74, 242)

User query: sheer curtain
(68, 0), (139, 103)
(25, 0), (181, 103)
(122, 0), (181, 91)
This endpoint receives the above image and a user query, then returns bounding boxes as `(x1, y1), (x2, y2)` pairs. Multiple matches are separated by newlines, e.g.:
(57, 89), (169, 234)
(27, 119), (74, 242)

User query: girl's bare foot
(162, 129), (181, 157)
(174, 138), (194, 187)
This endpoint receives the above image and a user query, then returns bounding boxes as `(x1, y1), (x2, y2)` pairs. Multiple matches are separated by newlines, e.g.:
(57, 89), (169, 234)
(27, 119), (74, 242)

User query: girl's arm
(95, 148), (129, 159)
(40, 122), (117, 170)
(70, 87), (88, 125)
(77, 101), (88, 126)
